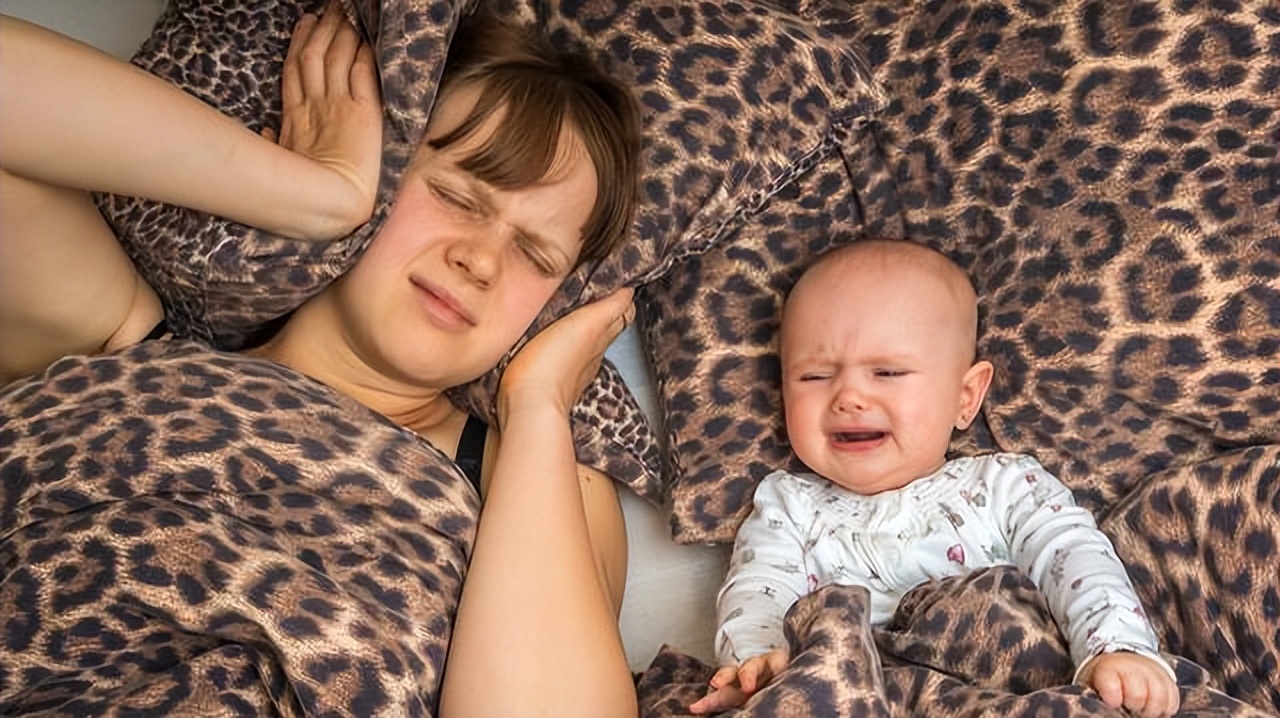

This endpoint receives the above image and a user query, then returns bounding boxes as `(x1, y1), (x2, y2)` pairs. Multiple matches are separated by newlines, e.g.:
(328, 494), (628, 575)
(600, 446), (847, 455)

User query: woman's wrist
(495, 389), (573, 433)
(284, 166), (376, 241)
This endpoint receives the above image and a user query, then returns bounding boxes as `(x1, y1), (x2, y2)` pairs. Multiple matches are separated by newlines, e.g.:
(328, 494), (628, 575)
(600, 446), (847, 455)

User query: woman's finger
(570, 287), (633, 340)
(324, 13), (361, 97)
(281, 12), (318, 109)
(349, 41), (379, 104)
(299, 4), (343, 94)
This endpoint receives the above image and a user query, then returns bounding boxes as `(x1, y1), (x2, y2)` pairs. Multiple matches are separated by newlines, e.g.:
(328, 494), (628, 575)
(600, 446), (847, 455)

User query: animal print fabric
(634, 448), (1279, 715)
(639, 0), (1278, 712)
(647, 0), (1280, 542)
(0, 341), (478, 715)
(89, 0), (664, 504)
(449, 0), (885, 468)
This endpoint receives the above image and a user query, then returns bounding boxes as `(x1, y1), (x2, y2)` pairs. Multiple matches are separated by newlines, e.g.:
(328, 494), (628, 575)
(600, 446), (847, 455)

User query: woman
(0, 5), (641, 716)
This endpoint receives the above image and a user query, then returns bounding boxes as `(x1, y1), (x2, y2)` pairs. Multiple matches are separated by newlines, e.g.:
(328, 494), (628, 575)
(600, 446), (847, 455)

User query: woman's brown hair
(426, 6), (641, 267)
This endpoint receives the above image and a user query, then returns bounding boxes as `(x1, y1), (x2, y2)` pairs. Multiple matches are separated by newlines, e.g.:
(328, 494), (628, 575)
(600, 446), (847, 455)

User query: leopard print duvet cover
(636, 449), (1280, 716)
(1, 341), (477, 716)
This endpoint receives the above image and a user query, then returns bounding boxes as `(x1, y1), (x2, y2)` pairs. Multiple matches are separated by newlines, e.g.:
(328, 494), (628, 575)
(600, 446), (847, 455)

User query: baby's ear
(955, 360), (994, 430)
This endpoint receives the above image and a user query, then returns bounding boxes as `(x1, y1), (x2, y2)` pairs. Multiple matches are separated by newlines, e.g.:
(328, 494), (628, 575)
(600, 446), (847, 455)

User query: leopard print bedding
(636, 0), (1278, 712)
(649, 0), (1280, 543)
(90, 0), (666, 502)
(0, 341), (478, 715)
(635, 448), (1279, 715)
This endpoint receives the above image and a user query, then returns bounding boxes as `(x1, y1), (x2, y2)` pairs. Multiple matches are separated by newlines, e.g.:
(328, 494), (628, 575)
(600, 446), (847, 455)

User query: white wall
(3, 0), (167, 58)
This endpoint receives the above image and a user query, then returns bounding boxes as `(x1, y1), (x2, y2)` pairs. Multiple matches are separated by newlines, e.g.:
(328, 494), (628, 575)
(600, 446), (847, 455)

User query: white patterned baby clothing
(715, 453), (1175, 682)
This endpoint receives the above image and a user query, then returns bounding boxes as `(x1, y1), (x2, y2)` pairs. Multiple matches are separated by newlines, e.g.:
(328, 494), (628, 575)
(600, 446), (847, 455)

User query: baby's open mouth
(832, 431), (886, 443)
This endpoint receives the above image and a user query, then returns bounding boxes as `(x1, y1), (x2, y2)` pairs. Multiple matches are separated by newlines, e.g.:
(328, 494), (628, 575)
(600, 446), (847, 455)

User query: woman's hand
(688, 648), (790, 714)
(496, 288), (635, 427)
(273, 3), (382, 239)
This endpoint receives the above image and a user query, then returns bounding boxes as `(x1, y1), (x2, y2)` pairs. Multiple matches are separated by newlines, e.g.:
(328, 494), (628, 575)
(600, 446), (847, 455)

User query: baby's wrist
(1074, 646), (1176, 685)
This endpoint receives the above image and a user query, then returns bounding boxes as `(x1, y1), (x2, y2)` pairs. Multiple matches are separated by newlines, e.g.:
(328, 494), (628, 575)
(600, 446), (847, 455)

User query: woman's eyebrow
(438, 165), (497, 211)
(443, 165), (575, 263)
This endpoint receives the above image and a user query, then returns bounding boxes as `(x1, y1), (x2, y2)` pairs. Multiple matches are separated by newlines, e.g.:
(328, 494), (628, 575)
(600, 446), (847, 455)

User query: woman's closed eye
(515, 235), (560, 277)
(430, 182), (480, 213)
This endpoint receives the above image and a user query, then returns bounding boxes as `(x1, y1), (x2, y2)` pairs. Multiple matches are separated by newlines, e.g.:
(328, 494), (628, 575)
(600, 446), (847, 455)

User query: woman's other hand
(274, 3), (382, 239)
(496, 287), (634, 426)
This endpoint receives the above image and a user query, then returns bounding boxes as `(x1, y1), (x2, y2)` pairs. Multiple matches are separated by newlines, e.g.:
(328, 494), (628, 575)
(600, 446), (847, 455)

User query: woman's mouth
(411, 277), (476, 330)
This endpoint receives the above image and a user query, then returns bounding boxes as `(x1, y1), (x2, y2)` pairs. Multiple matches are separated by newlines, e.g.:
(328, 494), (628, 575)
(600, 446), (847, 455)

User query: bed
(2, 1), (1276, 716)
(0, 0), (727, 678)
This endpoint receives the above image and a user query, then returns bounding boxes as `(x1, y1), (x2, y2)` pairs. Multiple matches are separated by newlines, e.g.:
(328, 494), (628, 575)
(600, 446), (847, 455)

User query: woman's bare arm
(440, 290), (638, 718)
(0, 10), (381, 242)
(0, 8), (380, 382)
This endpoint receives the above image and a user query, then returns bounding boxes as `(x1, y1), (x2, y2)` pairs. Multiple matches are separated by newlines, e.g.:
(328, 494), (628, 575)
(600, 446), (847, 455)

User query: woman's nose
(447, 229), (502, 287)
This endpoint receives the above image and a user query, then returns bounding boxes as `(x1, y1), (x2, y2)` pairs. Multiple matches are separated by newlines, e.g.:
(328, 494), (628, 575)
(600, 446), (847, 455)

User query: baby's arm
(996, 457), (1178, 714)
(691, 473), (812, 713)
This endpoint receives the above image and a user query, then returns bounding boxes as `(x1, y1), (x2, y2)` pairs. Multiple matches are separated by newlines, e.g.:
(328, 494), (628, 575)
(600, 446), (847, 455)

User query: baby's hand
(688, 648), (788, 715)
(1078, 652), (1179, 717)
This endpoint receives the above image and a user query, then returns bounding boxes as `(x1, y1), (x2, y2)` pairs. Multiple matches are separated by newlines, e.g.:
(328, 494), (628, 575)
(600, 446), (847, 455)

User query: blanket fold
(637, 447), (1280, 716)
(1, 341), (478, 717)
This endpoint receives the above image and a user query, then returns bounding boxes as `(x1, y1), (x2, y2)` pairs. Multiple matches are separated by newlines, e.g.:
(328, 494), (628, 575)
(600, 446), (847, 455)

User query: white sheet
(606, 327), (728, 670)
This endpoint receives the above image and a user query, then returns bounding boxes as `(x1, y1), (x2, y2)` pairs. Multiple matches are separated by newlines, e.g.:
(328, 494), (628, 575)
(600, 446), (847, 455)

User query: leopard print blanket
(635, 446), (1280, 716)
(636, 0), (1279, 714)
(3, 349), (1273, 716)
(4, 0), (1276, 715)
(1, 342), (478, 716)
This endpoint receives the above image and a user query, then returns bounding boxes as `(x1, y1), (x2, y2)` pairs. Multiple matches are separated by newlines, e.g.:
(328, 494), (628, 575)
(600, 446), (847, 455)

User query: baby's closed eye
(872, 369), (909, 378)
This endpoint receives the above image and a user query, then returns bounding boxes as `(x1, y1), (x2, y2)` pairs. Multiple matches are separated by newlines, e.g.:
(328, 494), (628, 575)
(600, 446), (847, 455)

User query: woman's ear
(955, 360), (994, 430)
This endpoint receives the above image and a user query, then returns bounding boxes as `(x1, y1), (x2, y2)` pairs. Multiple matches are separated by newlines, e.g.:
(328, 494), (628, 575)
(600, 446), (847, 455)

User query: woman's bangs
(447, 76), (568, 188)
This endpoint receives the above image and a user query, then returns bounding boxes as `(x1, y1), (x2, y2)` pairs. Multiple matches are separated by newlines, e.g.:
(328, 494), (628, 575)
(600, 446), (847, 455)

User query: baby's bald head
(784, 239), (980, 364)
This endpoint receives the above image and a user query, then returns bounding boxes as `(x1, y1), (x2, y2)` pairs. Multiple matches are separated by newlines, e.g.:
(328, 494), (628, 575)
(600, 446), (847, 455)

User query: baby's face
(780, 251), (987, 495)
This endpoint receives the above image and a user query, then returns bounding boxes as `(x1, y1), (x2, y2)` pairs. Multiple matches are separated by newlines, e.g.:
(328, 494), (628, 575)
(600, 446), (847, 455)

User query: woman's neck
(246, 302), (461, 438)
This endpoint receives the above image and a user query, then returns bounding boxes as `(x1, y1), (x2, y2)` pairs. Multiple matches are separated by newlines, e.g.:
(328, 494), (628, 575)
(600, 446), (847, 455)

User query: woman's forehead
(424, 82), (589, 185)
(426, 83), (486, 139)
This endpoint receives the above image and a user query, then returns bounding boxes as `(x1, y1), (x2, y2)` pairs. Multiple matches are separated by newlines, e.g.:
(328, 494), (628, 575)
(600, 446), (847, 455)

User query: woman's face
(331, 84), (598, 390)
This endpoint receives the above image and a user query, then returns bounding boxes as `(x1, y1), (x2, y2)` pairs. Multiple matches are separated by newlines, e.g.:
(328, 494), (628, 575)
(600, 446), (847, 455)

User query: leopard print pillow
(91, 0), (666, 501)
(646, 0), (1280, 543)
(92, 0), (885, 505)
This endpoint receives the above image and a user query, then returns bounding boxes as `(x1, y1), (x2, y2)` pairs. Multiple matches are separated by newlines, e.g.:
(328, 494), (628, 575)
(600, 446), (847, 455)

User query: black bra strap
(143, 318), (171, 342)
(455, 414), (488, 494)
